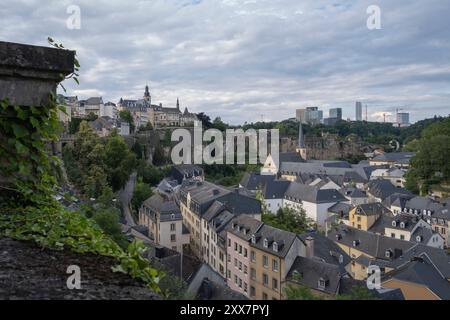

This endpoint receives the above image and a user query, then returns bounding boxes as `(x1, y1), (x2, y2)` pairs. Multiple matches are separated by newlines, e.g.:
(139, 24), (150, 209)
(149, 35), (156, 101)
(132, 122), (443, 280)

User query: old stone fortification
(281, 133), (365, 160)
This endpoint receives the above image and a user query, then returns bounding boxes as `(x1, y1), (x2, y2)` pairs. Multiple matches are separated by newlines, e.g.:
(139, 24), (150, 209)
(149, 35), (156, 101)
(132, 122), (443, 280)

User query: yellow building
(349, 203), (388, 231)
(248, 224), (305, 300)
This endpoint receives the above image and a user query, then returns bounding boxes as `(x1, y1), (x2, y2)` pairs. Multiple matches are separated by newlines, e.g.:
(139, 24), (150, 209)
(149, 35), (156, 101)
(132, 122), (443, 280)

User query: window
(250, 286), (256, 297)
(227, 254), (231, 262)
(263, 255), (268, 268)
(357, 216), (361, 222)
(170, 223), (176, 231)
(234, 275), (238, 284)
(235, 243), (238, 251)
(318, 278), (327, 290)
(250, 268), (256, 280)
(250, 251), (256, 262)
(228, 239), (231, 247)
(263, 273), (269, 287)
(272, 259), (279, 272)
(239, 245), (242, 254)
(227, 270), (231, 279)
(234, 258), (237, 267)
(244, 265), (248, 274)
(357, 224), (361, 229)
(262, 292), (268, 300)
(272, 278), (278, 291)
(244, 248), (248, 257)
(391, 233), (395, 238)
(244, 283), (248, 292)
(239, 261), (242, 271)
(400, 234), (405, 240)
(263, 238), (268, 248)
(239, 278), (242, 288)
(170, 234), (176, 242)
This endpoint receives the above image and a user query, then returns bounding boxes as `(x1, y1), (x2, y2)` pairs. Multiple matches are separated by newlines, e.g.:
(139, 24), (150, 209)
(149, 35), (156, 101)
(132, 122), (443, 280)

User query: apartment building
(139, 193), (189, 253)
(248, 224), (306, 300)
(226, 216), (264, 298)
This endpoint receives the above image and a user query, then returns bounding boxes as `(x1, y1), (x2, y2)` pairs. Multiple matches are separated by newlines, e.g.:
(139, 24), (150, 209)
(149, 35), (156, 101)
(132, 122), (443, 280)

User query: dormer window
(352, 240), (359, 247)
(171, 214), (175, 220)
(251, 234), (256, 244)
(392, 221), (397, 227)
(400, 222), (405, 229)
(237, 225), (240, 232)
(263, 238), (268, 248)
(318, 278), (328, 290)
(385, 249), (392, 258)
(273, 242), (278, 252)
(416, 236), (422, 242)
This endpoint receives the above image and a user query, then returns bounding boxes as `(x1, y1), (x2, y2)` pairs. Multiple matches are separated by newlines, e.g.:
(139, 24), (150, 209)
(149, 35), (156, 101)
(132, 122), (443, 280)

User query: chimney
(305, 236), (314, 258)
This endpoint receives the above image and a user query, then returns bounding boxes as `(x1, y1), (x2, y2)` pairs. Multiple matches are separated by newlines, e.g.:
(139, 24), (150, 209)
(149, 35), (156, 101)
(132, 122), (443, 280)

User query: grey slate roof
(286, 256), (341, 295)
(372, 152), (416, 163)
(239, 172), (276, 191)
(285, 182), (346, 204)
(279, 152), (304, 163)
(328, 225), (416, 260)
(340, 187), (367, 199)
(356, 202), (391, 216)
(251, 224), (298, 258)
(385, 243), (450, 279)
(367, 179), (412, 200)
(227, 215), (264, 241)
(327, 202), (354, 219)
(383, 258), (450, 300)
(298, 231), (351, 274)
(143, 194), (179, 213)
(262, 180), (291, 199)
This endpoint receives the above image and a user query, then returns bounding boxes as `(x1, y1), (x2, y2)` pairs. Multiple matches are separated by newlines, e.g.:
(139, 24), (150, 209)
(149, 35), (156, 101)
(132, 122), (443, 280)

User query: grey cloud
(0, 0), (449, 124)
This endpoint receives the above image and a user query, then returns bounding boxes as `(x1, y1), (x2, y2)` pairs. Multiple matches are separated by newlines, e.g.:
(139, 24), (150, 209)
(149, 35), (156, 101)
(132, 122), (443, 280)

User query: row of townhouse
(328, 224), (450, 300)
(178, 179), (361, 300)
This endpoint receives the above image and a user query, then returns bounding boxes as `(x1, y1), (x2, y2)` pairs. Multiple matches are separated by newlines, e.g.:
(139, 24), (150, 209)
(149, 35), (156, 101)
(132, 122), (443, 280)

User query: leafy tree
(68, 117), (83, 134)
(131, 180), (153, 213)
(337, 285), (379, 300)
(119, 109), (135, 133)
(92, 206), (128, 248)
(104, 135), (137, 191)
(196, 112), (212, 129)
(262, 206), (311, 234)
(86, 112), (98, 121)
(212, 117), (227, 131)
(137, 161), (164, 186)
(131, 141), (144, 159)
(405, 118), (450, 194)
(153, 144), (166, 166)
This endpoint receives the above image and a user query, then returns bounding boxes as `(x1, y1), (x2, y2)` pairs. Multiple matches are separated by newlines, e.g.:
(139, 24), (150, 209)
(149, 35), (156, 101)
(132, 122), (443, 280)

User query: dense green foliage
(404, 118), (450, 194)
(262, 206), (312, 234)
(119, 109), (135, 133)
(336, 285), (379, 300)
(203, 164), (260, 187)
(131, 179), (153, 213)
(137, 160), (165, 185)
(63, 122), (137, 197)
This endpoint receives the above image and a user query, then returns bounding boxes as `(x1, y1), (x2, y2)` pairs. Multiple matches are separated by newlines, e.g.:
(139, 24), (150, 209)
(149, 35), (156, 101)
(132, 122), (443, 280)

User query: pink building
(226, 216), (263, 297)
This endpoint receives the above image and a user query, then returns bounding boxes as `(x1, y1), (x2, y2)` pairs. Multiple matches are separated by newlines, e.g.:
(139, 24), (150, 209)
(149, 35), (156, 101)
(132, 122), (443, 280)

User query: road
(118, 172), (137, 227)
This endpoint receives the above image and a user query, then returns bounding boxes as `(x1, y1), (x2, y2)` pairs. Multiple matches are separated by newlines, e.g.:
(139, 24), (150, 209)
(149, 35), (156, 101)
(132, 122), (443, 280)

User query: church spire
(176, 97), (180, 110)
(144, 84), (151, 102)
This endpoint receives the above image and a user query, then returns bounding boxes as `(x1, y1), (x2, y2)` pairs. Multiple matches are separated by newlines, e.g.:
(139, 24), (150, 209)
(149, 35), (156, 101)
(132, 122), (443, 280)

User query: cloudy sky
(1, 0), (449, 124)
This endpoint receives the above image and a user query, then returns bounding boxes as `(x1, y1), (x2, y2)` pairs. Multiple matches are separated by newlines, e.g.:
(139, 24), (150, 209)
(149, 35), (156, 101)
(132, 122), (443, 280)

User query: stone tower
(144, 85), (151, 104)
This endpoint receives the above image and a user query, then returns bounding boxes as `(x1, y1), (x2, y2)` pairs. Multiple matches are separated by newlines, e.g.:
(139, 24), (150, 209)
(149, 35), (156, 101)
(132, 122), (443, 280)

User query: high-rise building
(355, 102), (363, 121)
(396, 112), (410, 127)
(329, 108), (342, 120)
(296, 107), (323, 125)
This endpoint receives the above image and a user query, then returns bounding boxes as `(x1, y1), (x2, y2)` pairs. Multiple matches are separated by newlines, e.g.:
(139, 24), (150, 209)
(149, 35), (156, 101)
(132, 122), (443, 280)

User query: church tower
(176, 97), (180, 110)
(296, 122), (307, 160)
(144, 85), (151, 104)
